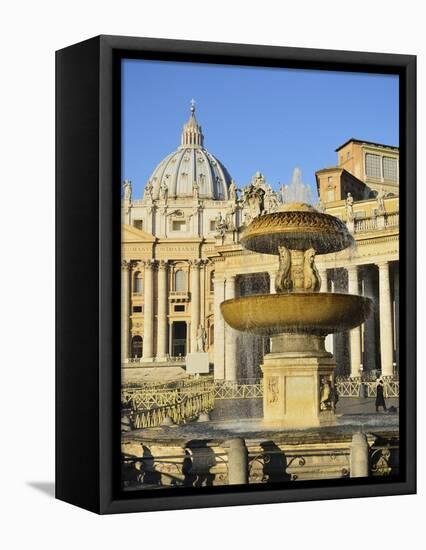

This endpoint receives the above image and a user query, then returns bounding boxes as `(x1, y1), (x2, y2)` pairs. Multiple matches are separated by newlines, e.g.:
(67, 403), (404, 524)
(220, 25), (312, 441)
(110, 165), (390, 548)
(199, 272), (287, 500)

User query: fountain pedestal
(261, 334), (336, 428)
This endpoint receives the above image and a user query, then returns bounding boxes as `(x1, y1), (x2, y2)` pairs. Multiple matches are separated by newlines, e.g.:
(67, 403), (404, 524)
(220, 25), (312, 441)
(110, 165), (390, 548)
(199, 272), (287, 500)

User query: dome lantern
(180, 99), (204, 147)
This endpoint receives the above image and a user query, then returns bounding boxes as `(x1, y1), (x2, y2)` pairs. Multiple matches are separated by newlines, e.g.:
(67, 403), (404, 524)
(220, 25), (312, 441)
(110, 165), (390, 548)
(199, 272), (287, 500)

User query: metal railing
(214, 380), (263, 399)
(122, 377), (214, 408)
(128, 390), (214, 429)
(122, 376), (215, 429)
(122, 374), (399, 429)
(335, 376), (399, 398)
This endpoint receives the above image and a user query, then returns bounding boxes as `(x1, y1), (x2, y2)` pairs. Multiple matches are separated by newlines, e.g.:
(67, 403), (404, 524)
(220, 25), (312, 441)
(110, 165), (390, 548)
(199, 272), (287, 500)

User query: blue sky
(122, 59), (399, 200)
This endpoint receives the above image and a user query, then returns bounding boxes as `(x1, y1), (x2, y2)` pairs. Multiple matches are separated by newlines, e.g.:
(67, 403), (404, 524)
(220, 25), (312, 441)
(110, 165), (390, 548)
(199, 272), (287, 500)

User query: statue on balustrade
(376, 187), (386, 216)
(345, 192), (354, 221)
(144, 180), (154, 200)
(122, 179), (132, 202)
(215, 212), (227, 237)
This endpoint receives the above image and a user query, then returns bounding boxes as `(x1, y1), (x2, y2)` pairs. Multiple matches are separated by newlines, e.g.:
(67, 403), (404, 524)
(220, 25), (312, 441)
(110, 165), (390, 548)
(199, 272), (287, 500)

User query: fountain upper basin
(220, 292), (372, 336)
(241, 204), (354, 255)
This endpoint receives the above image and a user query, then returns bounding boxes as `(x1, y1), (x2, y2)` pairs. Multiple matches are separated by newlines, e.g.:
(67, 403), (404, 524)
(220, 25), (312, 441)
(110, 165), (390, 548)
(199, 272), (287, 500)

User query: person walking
(375, 378), (387, 412)
(329, 383), (339, 412)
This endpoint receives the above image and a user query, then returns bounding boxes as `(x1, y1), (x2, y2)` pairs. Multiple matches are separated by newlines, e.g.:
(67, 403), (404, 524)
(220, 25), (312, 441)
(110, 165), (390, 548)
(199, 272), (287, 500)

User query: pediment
(121, 224), (155, 242)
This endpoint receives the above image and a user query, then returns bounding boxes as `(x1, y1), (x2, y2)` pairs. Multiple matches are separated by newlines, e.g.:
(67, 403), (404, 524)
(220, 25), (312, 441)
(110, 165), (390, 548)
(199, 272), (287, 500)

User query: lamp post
(359, 364), (366, 398)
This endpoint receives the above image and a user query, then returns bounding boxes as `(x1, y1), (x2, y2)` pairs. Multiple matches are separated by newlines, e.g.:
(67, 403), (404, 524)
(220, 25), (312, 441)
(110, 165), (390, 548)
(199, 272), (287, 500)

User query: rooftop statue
(122, 179), (132, 202)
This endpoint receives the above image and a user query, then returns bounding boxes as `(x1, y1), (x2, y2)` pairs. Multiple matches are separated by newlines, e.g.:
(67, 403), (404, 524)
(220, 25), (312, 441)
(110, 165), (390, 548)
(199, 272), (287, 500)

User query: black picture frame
(56, 35), (416, 514)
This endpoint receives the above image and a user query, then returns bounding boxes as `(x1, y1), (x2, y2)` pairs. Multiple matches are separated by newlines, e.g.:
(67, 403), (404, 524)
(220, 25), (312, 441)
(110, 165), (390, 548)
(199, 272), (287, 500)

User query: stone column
(318, 267), (328, 293)
(347, 266), (362, 378)
(213, 275), (226, 379)
(190, 260), (201, 353)
(156, 260), (168, 361)
(333, 269), (350, 374)
(269, 271), (277, 294)
(142, 260), (155, 361)
(377, 261), (394, 377)
(320, 269), (334, 354)
(227, 438), (248, 484)
(393, 262), (399, 374)
(362, 267), (378, 373)
(350, 432), (369, 477)
(121, 260), (131, 362)
(225, 276), (238, 381)
(200, 261), (207, 323)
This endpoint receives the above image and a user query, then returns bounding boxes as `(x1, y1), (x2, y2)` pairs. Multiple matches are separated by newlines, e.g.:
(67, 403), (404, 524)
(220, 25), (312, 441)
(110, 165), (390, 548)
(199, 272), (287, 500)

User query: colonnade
(122, 259), (208, 363)
(123, 258), (398, 380)
(318, 261), (397, 378)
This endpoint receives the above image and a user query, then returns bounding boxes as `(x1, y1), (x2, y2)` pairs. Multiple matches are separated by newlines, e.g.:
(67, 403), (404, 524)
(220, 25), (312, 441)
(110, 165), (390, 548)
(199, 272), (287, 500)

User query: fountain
(221, 202), (372, 428)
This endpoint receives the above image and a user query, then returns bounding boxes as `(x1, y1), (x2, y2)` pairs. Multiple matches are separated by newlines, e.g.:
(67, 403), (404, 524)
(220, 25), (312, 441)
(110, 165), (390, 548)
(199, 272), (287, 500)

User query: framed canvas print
(56, 35), (416, 514)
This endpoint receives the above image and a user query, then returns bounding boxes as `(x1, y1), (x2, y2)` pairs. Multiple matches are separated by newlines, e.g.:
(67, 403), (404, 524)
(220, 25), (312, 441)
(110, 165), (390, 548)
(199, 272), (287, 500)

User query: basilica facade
(121, 105), (399, 383)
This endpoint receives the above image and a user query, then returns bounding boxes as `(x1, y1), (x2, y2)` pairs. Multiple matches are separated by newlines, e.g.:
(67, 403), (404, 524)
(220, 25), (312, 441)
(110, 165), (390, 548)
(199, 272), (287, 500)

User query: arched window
(210, 271), (215, 292)
(174, 270), (186, 291)
(131, 335), (143, 358)
(133, 271), (143, 294)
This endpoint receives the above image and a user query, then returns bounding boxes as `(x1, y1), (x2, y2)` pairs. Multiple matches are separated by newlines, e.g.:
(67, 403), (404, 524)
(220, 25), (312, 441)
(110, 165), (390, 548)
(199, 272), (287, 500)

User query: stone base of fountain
(261, 334), (336, 428)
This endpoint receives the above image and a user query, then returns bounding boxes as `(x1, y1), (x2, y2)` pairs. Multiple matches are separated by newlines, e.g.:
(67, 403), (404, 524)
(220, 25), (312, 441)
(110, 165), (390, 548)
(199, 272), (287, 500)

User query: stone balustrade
(354, 211), (399, 233)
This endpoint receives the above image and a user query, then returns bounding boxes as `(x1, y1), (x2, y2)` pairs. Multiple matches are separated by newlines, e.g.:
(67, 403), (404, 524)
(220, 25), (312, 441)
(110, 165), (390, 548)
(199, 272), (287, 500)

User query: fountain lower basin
(220, 292), (372, 336)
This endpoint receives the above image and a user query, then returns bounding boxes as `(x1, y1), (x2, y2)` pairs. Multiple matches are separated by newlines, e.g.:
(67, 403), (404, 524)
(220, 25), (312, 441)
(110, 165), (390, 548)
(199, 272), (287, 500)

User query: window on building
(210, 220), (216, 232)
(133, 306), (143, 313)
(133, 271), (143, 294)
(133, 219), (143, 230)
(131, 335), (143, 358)
(347, 151), (350, 160)
(174, 270), (186, 291)
(365, 153), (382, 178)
(172, 219), (186, 231)
(383, 157), (398, 182)
(174, 305), (185, 312)
(327, 176), (333, 184)
(210, 271), (215, 292)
